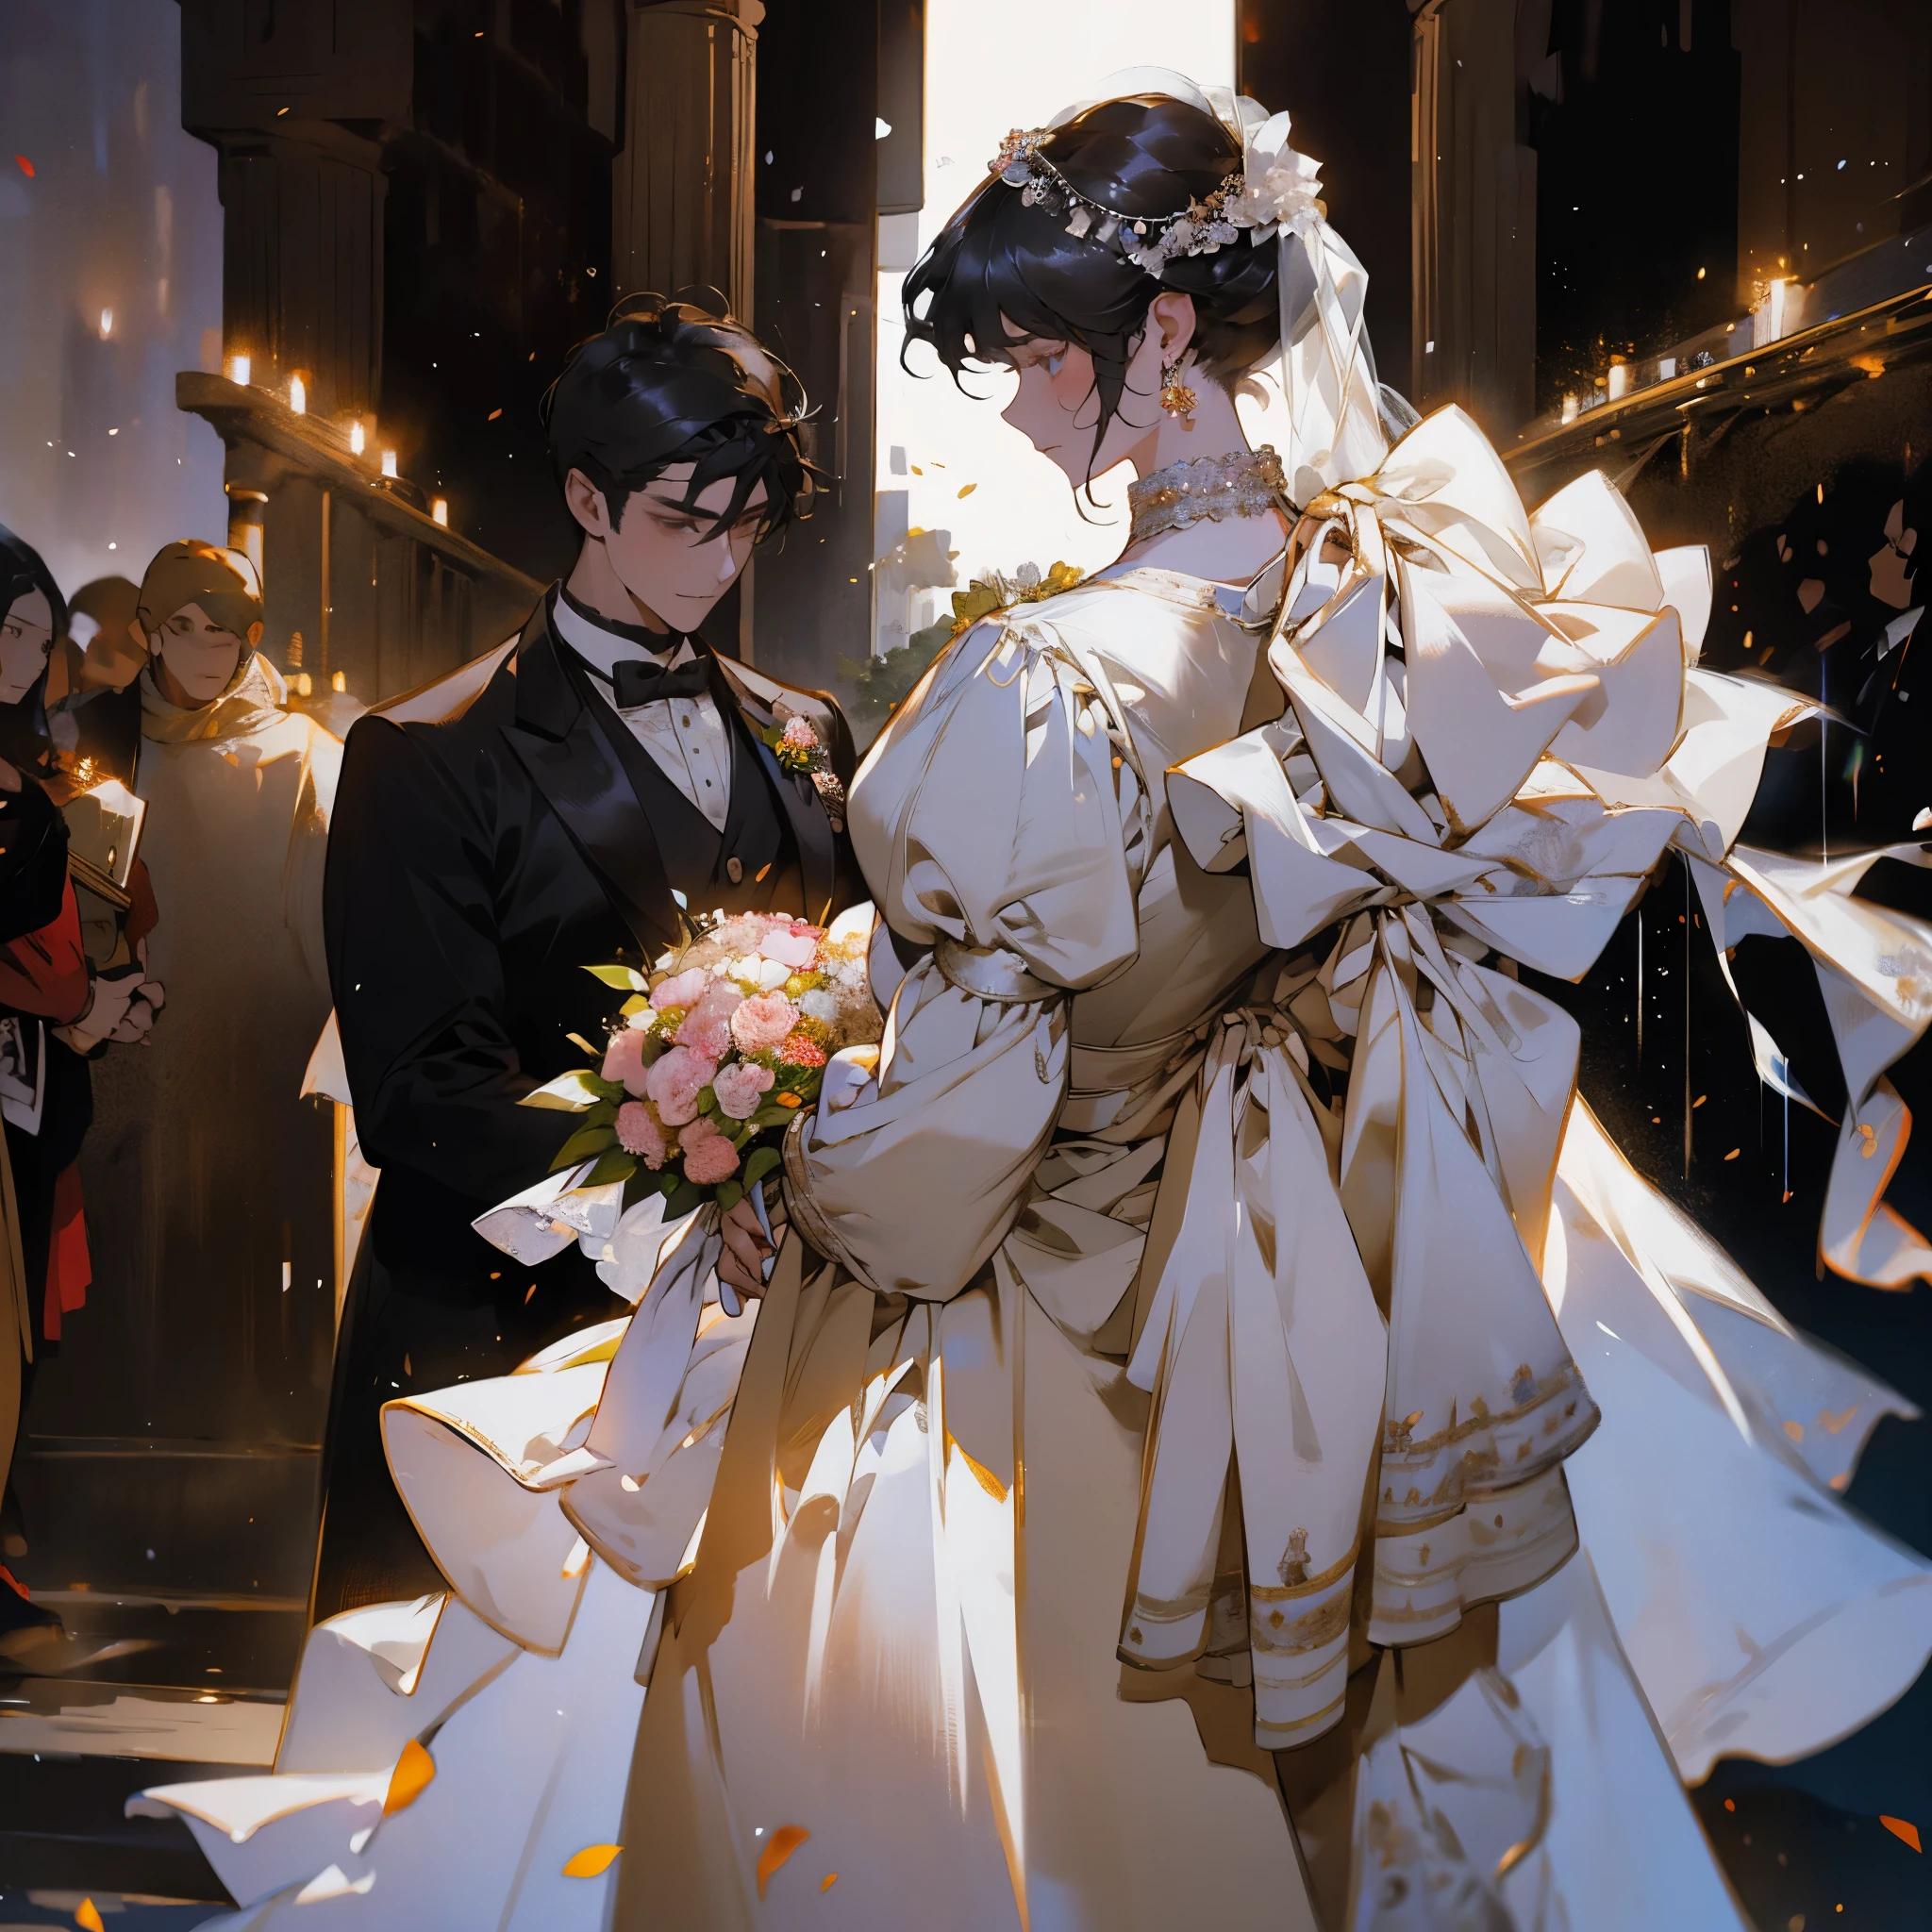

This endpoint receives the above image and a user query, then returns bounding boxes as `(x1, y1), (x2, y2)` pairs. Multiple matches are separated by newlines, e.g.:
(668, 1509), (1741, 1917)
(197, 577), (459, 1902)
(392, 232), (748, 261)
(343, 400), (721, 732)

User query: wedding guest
(78, 542), (341, 1468)
(0, 527), (158, 1661)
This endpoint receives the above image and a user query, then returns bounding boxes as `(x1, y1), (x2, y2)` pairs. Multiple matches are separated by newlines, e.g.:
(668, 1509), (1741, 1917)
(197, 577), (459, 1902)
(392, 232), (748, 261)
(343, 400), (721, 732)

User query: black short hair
(0, 523), (67, 640)
(542, 290), (818, 541)
(903, 94), (1284, 487)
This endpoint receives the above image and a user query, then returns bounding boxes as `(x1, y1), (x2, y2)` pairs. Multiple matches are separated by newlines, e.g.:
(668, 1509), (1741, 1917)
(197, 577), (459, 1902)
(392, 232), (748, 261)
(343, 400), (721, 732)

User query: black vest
(562, 651), (809, 925)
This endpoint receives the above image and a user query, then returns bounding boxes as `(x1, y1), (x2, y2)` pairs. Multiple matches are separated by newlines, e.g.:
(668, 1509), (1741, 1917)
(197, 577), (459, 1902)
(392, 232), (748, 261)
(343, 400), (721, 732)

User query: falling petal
(958, 483), (976, 498)
(383, 1737), (435, 1815)
(1818, 1406), (1859, 1435)
(757, 1824), (810, 1898)
(821, 1874), (840, 1892)
(1881, 1815), (1922, 1852)
(76, 1903), (105, 1932)
(14, 156), (34, 178)
(562, 1843), (624, 1877)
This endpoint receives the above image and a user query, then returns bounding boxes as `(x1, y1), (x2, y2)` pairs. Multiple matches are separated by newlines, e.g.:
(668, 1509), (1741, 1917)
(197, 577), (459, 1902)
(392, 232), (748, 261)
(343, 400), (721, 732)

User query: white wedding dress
(139, 169), (1932, 1924)
(143, 406), (1932, 1931)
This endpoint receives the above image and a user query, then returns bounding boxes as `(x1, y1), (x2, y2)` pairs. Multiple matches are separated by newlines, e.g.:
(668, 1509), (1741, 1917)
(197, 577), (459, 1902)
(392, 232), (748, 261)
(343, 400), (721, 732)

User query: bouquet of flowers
(526, 909), (880, 1217)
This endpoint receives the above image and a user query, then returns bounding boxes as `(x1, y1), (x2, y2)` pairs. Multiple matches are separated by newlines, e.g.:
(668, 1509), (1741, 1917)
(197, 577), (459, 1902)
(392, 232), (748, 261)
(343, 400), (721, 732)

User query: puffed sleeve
(783, 618), (1148, 1300)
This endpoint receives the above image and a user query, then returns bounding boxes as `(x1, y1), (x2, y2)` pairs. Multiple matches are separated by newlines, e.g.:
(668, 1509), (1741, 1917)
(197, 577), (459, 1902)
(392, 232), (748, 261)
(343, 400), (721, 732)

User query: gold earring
(1159, 354), (1197, 423)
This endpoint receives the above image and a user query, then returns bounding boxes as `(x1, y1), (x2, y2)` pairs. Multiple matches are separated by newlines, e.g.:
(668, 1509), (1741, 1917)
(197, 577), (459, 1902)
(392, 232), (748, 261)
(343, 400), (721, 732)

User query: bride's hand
(718, 1185), (784, 1303)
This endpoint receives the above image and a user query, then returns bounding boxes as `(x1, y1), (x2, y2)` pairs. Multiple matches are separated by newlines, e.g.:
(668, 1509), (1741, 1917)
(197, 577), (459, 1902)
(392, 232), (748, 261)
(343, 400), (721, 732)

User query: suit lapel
(500, 599), (680, 957)
(704, 645), (839, 925)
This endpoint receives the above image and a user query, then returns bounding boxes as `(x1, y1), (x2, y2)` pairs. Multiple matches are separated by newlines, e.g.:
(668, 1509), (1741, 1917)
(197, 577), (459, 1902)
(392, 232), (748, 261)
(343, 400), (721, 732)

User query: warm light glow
(1560, 393), (1579, 425)
(228, 354), (251, 386)
(431, 497), (448, 526)
(1752, 276), (1790, 349)
(289, 374), (306, 415)
(873, 0), (1236, 654)
(349, 420), (365, 455)
(331, 671), (347, 692)
(1606, 360), (1629, 401)
(98, 308), (112, 338)
(293, 670), (313, 697)
(381, 449), (398, 478)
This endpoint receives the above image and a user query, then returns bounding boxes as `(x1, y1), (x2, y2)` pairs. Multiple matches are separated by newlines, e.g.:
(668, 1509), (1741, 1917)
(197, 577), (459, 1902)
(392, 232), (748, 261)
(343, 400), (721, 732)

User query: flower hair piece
(986, 111), (1325, 281)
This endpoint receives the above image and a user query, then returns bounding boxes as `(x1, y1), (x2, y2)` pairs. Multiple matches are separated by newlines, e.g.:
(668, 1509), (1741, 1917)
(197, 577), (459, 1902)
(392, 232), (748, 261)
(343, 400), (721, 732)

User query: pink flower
(615, 1100), (668, 1168)
(778, 1033), (827, 1069)
(710, 1061), (774, 1120)
(780, 717), (820, 751)
(730, 991), (799, 1054)
(675, 979), (742, 1059)
(708, 915), (766, 953)
(602, 1026), (649, 1096)
(677, 1115), (741, 1185)
(644, 1043), (717, 1125)
(757, 925), (820, 969)
(650, 967), (709, 1012)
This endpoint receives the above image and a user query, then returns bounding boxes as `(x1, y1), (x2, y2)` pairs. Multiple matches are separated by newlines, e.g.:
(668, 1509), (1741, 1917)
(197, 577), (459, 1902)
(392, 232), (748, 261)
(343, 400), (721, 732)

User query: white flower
(799, 989), (839, 1024)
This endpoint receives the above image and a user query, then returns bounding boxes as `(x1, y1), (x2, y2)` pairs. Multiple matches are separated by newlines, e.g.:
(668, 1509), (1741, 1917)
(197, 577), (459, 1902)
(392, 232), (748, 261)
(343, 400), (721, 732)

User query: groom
(312, 293), (859, 1618)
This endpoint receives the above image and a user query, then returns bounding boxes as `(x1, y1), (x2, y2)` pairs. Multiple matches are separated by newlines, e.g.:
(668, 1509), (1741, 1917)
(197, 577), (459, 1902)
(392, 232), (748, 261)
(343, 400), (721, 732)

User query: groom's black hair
(542, 289), (819, 541)
(902, 94), (1284, 489)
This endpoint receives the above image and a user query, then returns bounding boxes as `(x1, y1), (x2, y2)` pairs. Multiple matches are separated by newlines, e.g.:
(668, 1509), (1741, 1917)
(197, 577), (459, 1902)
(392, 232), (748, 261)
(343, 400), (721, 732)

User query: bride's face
(997, 293), (1194, 489)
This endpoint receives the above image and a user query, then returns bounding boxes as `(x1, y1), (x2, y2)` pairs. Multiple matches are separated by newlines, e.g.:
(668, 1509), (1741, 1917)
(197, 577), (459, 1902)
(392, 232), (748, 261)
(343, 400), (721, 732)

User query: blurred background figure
(75, 541), (340, 1497)
(0, 524), (159, 1663)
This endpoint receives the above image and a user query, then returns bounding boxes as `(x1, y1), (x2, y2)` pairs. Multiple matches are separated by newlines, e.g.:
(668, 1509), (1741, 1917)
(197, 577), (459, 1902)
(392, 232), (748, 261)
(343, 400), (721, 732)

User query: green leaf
(520, 1067), (611, 1111)
(742, 1145), (781, 1190)
(583, 1149), (638, 1188)
(664, 1177), (707, 1218)
(582, 1100), (618, 1130)
(746, 1103), (794, 1131)
(583, 963), (648, 991)
(620, 994), (651, 1018)
(714, 1178), (743, 1213)
(550, 1123), (618, 1172)
(696, 1087), (718, 1116)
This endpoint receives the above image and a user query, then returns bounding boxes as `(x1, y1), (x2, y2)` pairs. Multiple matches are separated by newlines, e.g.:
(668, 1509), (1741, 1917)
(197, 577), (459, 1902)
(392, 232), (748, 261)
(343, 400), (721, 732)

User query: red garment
(41, 1159), (88, 1342)
(0, 875), (89, 1024)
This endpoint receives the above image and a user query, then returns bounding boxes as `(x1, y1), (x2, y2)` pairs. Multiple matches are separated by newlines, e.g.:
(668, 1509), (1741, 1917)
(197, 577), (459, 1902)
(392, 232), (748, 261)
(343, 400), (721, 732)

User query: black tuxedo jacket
(323, 591), (859, 1304)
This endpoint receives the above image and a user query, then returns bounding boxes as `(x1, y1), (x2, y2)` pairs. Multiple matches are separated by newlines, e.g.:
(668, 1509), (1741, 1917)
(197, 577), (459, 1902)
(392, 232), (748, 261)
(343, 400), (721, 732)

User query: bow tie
(609, 654), (712, 708)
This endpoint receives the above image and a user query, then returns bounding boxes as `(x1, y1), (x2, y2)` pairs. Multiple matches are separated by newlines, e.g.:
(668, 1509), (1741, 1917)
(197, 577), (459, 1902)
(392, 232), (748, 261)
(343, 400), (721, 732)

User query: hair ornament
(987, 105), (1324, 282)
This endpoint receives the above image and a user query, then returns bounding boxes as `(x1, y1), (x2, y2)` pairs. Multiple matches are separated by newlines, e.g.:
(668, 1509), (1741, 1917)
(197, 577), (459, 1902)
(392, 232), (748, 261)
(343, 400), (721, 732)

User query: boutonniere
(763, 707), (846, 828)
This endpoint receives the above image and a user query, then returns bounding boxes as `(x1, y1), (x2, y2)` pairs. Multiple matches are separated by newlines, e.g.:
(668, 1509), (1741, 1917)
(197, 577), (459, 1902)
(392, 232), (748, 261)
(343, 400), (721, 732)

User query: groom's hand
(718, 1186), (785, 1303)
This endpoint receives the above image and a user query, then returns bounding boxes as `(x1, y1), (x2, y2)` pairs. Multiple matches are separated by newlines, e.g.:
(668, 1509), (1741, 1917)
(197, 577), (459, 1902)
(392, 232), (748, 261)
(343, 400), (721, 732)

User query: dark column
(1240, 0), (1413, 405)
(1408, 0), (1539, 436)
(616, 0), (763, 317)
(746, 0), (879, 691)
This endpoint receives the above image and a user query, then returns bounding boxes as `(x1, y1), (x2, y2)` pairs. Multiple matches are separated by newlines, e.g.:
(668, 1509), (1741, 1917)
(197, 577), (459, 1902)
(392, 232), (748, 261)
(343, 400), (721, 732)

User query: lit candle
(99, 308), (112, 338)
(349, 420), (365, 455)
(431, 497), (448, 527)
(381, 450), (398, 478)
(289, 374), (306, 415)
(229, 355), (251, 386)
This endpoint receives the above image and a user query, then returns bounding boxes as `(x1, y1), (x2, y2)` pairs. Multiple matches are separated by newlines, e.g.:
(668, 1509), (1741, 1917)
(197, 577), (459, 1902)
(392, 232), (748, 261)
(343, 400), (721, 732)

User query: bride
(145, 74), (1932, 1931)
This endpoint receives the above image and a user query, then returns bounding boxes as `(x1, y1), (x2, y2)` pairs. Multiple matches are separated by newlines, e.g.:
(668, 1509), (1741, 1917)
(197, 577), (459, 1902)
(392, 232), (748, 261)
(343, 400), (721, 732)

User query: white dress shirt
(551, 592), (733, 833)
